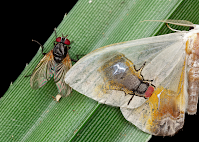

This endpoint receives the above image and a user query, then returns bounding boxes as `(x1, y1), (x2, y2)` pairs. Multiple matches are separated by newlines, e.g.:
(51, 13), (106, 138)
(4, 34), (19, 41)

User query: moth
(64, 20), (199, 136)
(27, 29), (76, 101)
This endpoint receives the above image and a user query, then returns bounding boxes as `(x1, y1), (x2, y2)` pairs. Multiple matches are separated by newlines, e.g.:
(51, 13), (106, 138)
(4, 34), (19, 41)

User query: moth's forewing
(65, 51), (149, 108)
(64, 25), (199, 136)
(55, 53), (72, 97)
(30, 50), (55, 89)
(65, 32), (186, 109)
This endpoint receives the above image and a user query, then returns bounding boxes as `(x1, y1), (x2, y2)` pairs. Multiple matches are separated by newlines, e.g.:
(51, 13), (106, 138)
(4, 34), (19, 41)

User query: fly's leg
(32, 39), (46, 56)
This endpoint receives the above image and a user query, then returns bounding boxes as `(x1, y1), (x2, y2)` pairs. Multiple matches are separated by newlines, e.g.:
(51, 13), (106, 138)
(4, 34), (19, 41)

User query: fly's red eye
(56, 37), (61, 42)
(64, 39), (70, 45)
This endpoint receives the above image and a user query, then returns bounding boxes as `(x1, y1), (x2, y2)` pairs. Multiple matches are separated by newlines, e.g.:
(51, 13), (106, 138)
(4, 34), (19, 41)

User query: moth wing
(65, 32), (187, 109)
(54, 53), (72, 97)
(30, 50), (55, 89)
(120, 33), (189, 135)
(120, 58), (187, 136)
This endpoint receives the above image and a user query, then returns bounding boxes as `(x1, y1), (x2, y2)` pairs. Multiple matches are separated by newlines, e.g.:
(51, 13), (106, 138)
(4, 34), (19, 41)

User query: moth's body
(65, 20), (199, 136)
(185, 32), (199, 114)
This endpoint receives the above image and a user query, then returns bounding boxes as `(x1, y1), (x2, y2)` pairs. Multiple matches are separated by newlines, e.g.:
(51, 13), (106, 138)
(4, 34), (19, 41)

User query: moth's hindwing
(121, 61), (186, 136)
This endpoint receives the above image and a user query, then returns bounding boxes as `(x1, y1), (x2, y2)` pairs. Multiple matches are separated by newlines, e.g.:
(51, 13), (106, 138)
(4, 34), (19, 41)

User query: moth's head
(191, 24), (199, 33)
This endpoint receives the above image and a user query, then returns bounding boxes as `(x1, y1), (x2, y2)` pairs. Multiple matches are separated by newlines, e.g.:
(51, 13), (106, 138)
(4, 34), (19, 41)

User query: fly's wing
(54, 53), (72, 97)
(30, 50), (55, 89)
(65, 32), (187, 109)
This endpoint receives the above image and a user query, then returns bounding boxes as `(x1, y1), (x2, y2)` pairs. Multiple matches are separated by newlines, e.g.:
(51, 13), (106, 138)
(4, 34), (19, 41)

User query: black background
(2, 1), (78, 96)
(1, 1), (198, 141)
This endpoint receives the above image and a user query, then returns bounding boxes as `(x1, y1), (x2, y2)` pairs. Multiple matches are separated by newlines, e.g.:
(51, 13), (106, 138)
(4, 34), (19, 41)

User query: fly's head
(55, 34), (71, 46)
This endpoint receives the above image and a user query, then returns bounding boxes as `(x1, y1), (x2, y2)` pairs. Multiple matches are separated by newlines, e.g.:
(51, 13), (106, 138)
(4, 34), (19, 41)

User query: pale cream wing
(120, 61), (186, 136)
(120, 41), (187, 136)
(65, 32), (187, 110)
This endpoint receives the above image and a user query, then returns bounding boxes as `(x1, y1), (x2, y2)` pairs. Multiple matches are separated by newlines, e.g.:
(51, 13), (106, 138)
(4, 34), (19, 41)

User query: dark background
(2, 1), (78, 97)
(1, 1), (198, 141)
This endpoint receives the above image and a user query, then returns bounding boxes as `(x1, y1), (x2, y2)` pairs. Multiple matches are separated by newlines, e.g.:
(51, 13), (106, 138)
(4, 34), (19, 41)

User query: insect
(64, 20), (199, 136)
(27, 29), (76, 101)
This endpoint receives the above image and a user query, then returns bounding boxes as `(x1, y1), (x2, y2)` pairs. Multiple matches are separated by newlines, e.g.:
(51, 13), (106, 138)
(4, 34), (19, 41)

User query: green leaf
(1, 0), (199, 141)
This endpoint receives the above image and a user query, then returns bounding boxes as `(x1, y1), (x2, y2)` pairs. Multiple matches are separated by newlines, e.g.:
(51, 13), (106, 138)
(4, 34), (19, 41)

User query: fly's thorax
(100, 54), (154, 98)
(185, 32), (199, 114)
(53, 42), (67, 63)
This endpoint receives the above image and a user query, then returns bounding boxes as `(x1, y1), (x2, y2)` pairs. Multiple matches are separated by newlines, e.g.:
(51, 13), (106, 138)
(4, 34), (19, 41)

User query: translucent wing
(54, 53), (72, 97)
(65, 32), (187, 109)
(30, 50), (55, 89)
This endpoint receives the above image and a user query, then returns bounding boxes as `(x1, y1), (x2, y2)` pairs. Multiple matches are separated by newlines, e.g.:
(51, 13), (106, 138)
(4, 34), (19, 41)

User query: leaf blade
(1, 0), (199, 141)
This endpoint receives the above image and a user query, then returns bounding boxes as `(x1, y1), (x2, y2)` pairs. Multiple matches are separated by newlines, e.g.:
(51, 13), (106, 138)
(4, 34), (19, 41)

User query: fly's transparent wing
(30, 50), (55, 89)
(65, 32), (187, 109)
(54, 53), (72, 97)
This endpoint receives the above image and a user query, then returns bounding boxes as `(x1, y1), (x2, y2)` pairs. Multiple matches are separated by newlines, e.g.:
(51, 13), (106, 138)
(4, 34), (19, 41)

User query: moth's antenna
(143, 20), (195, 27)
(142, 20), (196, 32)
(166, 23), (180, 32)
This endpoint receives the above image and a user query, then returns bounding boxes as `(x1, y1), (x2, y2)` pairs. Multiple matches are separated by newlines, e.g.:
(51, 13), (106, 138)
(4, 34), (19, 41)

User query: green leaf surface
(1, 0), (199, 141)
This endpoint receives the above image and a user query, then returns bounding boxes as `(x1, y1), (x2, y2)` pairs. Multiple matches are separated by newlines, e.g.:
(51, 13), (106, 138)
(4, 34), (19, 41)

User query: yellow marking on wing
(143, 61), (186, 133)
